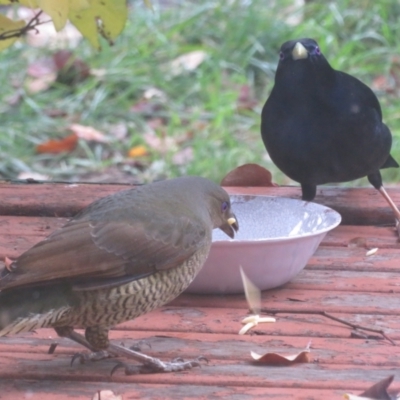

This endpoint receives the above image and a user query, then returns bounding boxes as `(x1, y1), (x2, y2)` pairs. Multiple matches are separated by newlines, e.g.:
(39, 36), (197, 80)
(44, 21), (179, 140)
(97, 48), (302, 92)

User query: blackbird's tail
(381, 155), (399, 169)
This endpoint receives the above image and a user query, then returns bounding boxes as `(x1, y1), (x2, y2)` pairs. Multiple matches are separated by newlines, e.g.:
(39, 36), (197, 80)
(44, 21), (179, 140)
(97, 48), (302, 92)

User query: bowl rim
(215, 194), (342, 243)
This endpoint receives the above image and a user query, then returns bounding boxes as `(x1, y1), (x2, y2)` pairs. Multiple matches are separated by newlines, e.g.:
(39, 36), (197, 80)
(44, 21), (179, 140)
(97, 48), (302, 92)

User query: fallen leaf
(25, 74), (57, 94)
(251, 342), (311, 366)
(221, 164), (277, 187)
(344, 375), (396, 400)
(90, 68), (107, 78)
(143, 87), (166, 100)
(53, 50), (90, 85)
(147, 118), (165, 130)
(27, 58), (56, 78)
(128, 145), (148, 158)
(91, 390), (123, 400)
(130, 100), (163, 115)
(143, 131), (177, 153)
(69, 124), (109, 143)
(108, 122), (128, 140)
(25, 56), (59, 93)
(5, 91), (24, 107)
(372, 75), (396, 94)
(172, 147), (193, 165)
(36, 133), (78, 154)
(44, 109), (69, 118)
(236, 85), (258, 111)
(348, 237), (367, 249)
(170, 50), (208, 76)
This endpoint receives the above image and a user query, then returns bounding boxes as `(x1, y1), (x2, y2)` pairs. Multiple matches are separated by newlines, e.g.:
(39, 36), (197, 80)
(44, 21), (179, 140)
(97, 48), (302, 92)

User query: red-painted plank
(1, 182), (400, 225)
(0, 330), (398, 367)
(0, 381), (376, 400)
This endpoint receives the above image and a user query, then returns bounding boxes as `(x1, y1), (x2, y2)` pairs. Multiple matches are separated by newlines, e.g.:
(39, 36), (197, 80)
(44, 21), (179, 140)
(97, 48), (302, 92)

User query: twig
(48, 342), (58, 354)
(0, 11), (50, 41)
(261, 308), (396, 346)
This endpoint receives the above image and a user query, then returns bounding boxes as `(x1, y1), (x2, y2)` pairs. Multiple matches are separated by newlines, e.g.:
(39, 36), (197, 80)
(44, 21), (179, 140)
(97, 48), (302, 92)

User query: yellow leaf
(128, 145), (148, 158)
(0, 14), (26, 51)
(38, 0), (69, 31)
(69, 0), (127, 49)
(0, 0), (39, 5)
(69, 0), (90, 11)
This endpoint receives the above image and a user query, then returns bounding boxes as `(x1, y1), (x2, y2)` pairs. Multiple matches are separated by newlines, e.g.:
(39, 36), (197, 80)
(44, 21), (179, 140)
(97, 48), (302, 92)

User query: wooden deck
(1, 181), (400, 399)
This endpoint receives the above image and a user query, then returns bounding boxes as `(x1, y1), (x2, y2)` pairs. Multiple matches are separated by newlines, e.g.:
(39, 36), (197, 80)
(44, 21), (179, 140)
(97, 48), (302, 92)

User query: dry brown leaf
(348, 237), (367, 249)
(36, 133), (78, 154)
(251, 342), (311, 366)
(128, 145), (149, 158)
(53, 50), (90, 85)
(344, 375), (396, 400)
(221, 163), (277, 187)
(69, 124), (109, 143)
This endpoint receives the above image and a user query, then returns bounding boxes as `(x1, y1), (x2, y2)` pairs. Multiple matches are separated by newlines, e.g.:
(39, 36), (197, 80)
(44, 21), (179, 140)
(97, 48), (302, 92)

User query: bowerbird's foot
(110, 355), (207, 375)
(70, 350), (113, 366)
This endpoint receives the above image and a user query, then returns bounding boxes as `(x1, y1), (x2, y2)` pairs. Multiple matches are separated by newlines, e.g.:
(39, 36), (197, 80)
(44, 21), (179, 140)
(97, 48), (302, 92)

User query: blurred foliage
(0, 0), (399, 186)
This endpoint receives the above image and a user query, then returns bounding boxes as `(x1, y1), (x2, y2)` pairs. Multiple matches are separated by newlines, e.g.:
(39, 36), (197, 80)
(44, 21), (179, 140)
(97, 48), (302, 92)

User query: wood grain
(1, 182), (400, 400)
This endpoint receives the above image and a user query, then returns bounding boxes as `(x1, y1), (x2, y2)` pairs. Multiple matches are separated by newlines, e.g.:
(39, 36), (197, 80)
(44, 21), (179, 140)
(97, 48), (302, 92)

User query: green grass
(1, 0), (400, 186)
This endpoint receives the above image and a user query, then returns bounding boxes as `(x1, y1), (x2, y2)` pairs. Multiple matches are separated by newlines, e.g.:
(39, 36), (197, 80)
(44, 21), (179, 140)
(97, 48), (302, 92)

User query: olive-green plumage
(0, 177), (238, 357)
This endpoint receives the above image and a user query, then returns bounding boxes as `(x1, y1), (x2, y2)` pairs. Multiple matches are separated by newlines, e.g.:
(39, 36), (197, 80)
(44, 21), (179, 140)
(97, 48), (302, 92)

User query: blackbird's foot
(110, 355), (207, 375)
(70, 350), (113, 366)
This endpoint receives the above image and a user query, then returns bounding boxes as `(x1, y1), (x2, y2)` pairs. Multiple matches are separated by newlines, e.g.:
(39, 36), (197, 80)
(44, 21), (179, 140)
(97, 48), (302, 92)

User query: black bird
(261, 38), (400, 229)
(0, 177), (238, 373)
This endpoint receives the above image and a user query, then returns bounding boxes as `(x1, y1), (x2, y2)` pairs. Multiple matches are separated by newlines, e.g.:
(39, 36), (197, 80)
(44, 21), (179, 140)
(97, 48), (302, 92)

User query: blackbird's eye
(279, 51), (284, 60)
(221, 201), (228, 212)
(315, 46), (321, 55)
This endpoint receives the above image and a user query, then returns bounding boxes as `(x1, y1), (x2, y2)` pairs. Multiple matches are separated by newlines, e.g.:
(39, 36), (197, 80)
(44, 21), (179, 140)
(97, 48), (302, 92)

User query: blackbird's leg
(55, 326), (204, 374)
(301, 183), (317, 202)
(378, 187), (400, 225)
(368, 172), (400, 234)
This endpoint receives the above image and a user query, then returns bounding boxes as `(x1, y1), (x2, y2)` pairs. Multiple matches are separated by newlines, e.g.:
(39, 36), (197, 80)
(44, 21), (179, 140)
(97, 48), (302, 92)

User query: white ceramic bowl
(186, 195), (341, 294)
